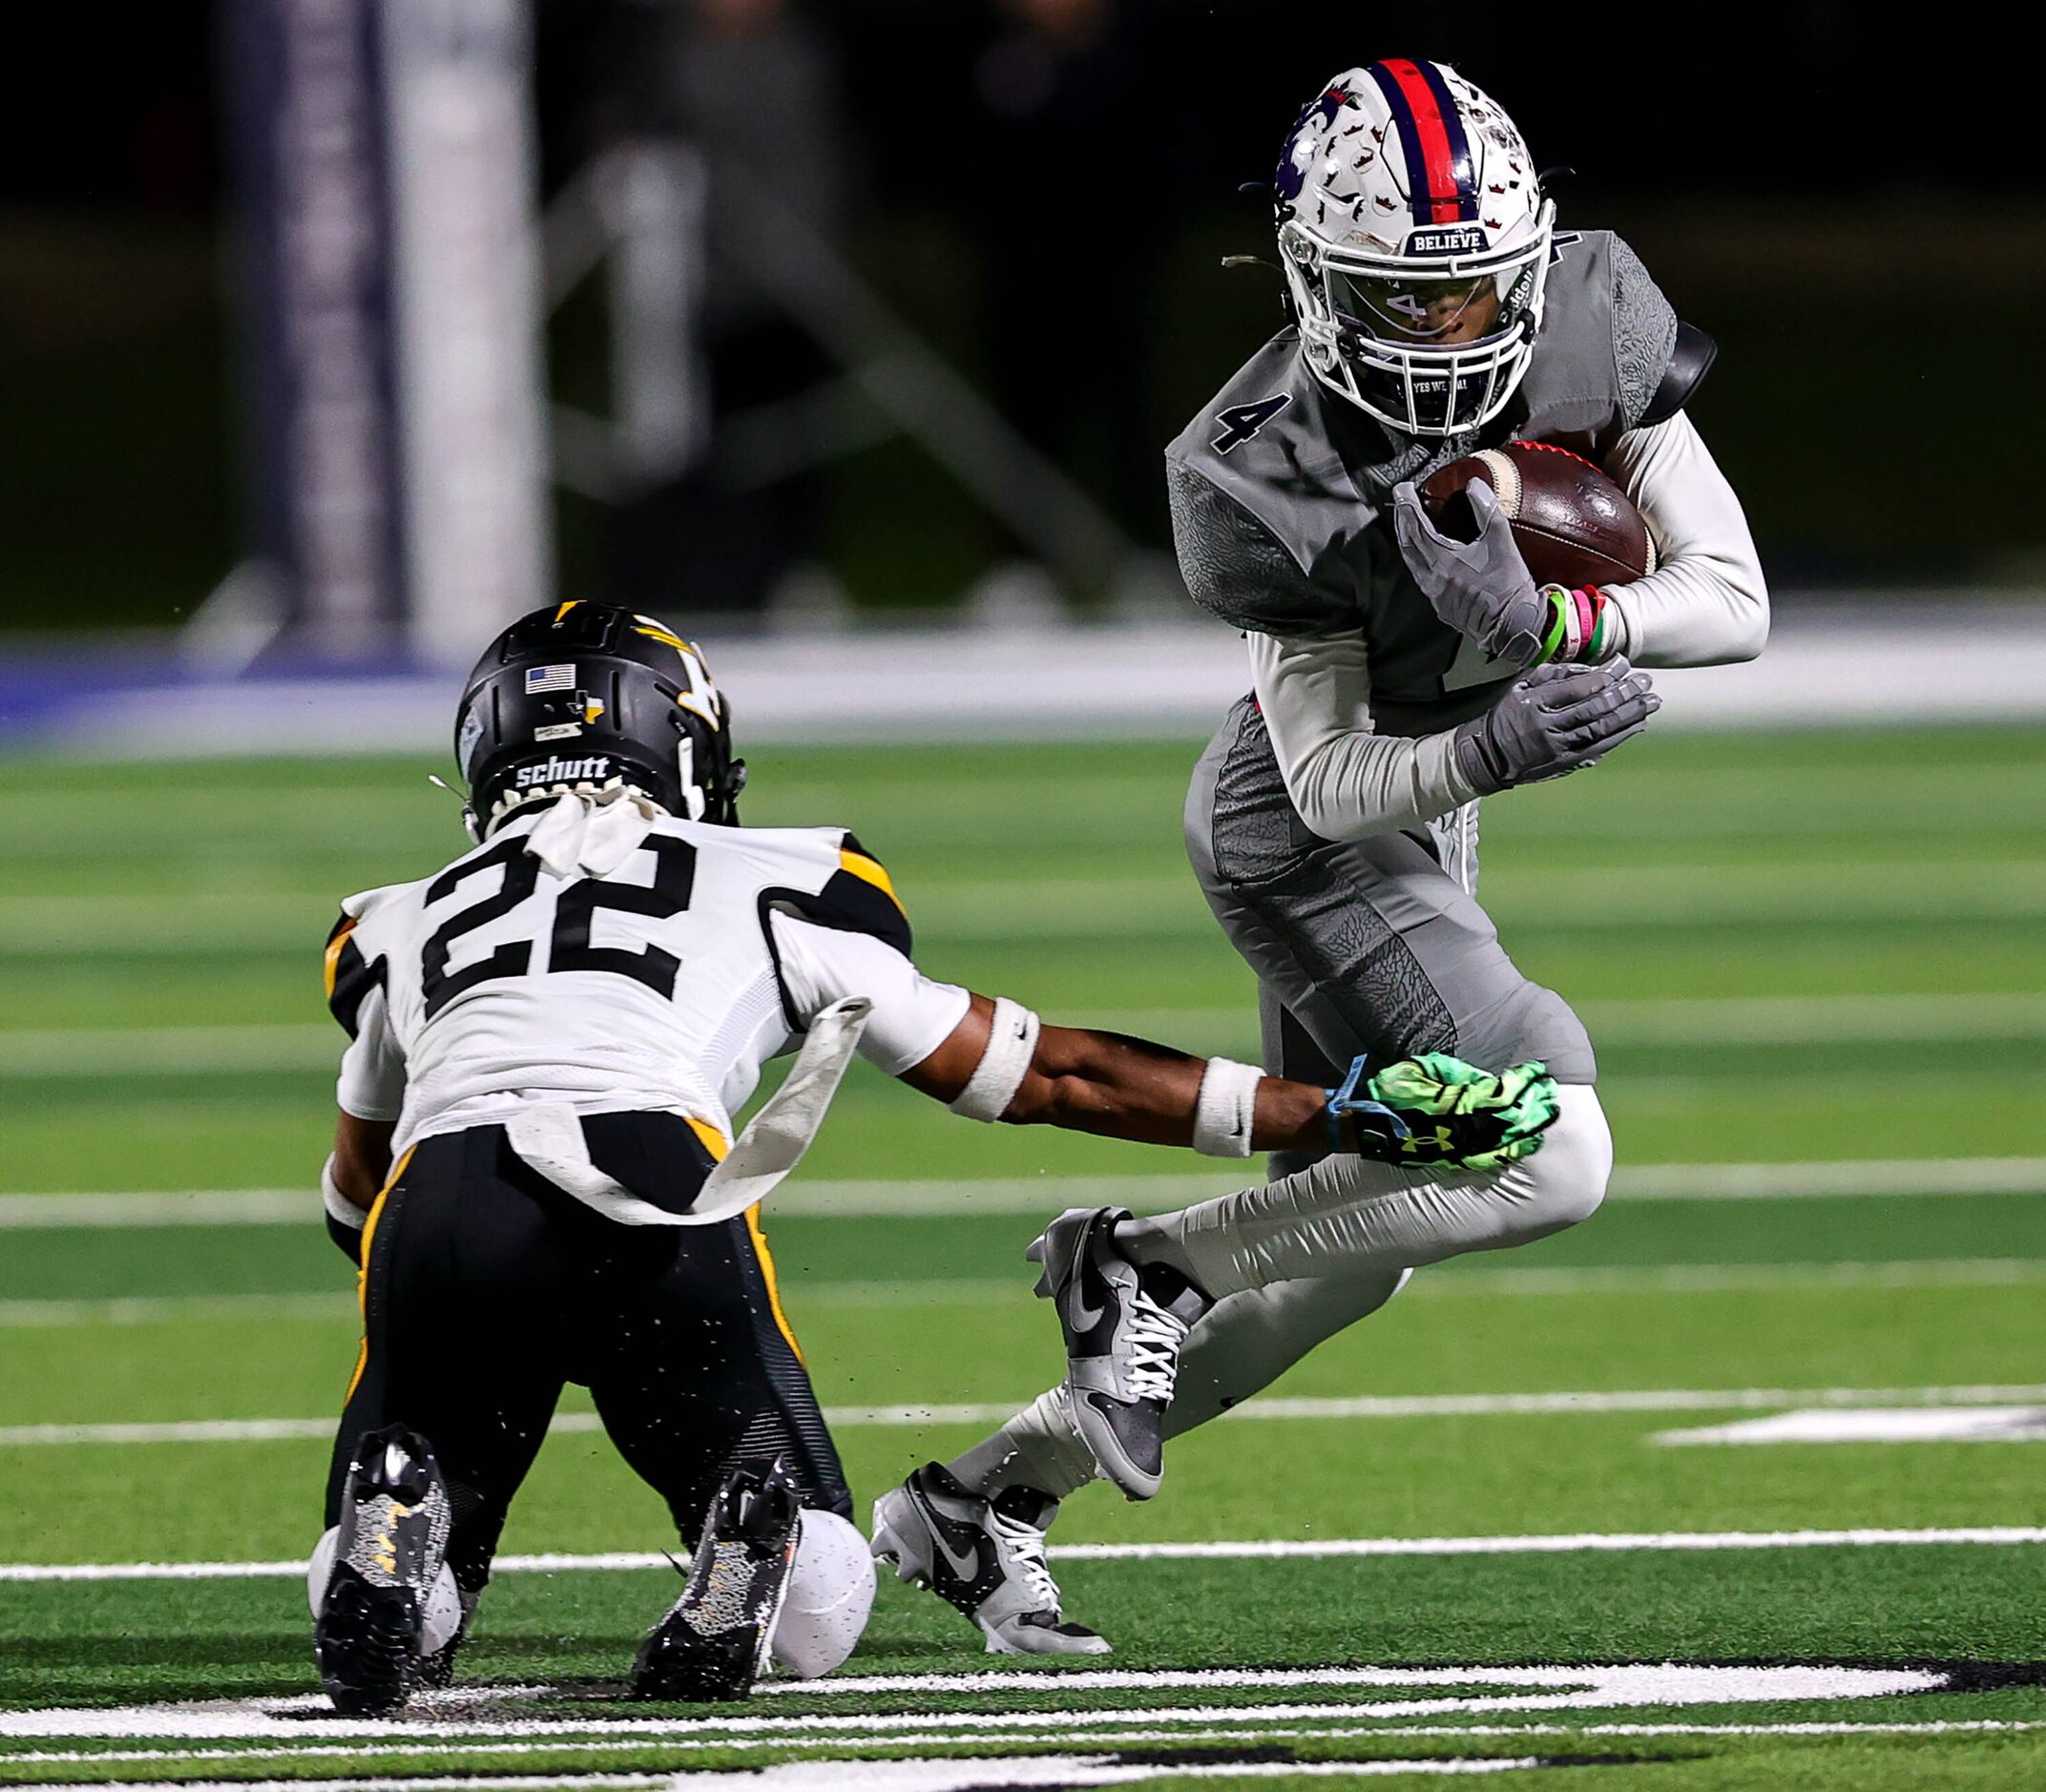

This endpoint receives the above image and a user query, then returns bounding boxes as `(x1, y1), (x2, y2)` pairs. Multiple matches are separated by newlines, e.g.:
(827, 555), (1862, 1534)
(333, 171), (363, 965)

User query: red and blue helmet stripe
(1365, 58), (1478, 228)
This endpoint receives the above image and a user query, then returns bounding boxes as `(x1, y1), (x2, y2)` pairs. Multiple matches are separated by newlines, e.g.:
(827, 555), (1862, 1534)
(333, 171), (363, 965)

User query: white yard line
(0, 1765), (1541, 1790)
(3, 1530), (2037, 1587)
(3, 1257), (2040, 1329)
(11, 1720), (2035, 1771)
(11, 1719), (2037, 1770)
(1410, 1258), (2046, 1296)
(5, 1156), (2043, 1230)
(0, 1293), (353, 1328)
(1656, 1406), (2046, 1447)
(9, 992), (2046, 1081)
(0, 1722), (2032, 1792)
(6, 861), (2046, 954)
(1612, 1158), (2046, 1200)
(0, 1665), (1948, 1741)
(11, 1385), (2046, 1450)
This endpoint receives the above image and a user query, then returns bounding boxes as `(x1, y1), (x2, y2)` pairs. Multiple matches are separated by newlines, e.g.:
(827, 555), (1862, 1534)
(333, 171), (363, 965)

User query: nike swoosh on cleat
(1066, 1284), (1108, 1333)
(912, 1489), (988, 1584)
(930, 1523), (984, 1583)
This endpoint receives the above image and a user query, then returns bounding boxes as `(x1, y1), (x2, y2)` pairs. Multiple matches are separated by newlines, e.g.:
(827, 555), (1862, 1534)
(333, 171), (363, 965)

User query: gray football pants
(943, 702), (1608, 1503)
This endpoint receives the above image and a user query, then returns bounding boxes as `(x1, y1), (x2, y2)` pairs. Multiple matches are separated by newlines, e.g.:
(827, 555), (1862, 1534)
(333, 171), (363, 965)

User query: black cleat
(872, 1459), (1109, 1656)
(632, 1462), (802, 1701)
(314, 1425), (452, 1717)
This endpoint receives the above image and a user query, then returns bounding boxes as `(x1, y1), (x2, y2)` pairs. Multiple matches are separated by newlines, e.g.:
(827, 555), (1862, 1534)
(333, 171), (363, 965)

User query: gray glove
(1392, 477), (1550, 670)
(1453, 660), (1660, 795)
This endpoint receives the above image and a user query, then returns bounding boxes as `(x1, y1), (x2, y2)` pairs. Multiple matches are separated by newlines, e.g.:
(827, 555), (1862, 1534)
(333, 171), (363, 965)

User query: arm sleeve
(1249, 631), (1480, 842)
(768, 910), (971, 1076)
(1600, 411), (1769, 668)
(335, 982), (406, 1122)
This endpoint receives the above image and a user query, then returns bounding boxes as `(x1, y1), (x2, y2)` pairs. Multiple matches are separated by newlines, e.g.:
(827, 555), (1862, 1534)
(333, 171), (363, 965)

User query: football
(1418, 441), (1658, 589)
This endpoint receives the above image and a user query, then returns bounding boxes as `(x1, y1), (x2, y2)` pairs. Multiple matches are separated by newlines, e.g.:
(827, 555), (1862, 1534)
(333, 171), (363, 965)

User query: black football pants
(325, 1116), (849, 1596)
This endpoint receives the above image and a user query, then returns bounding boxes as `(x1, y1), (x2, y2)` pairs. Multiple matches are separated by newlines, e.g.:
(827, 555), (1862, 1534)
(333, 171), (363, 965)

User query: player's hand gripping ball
(1391, 477), (1552, 670)
(1417, 441), (1658, 591)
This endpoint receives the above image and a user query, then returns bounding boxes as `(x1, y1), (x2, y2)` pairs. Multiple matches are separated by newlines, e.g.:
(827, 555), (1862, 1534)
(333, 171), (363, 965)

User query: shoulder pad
(339, 879), (413, 923)
(1639, 322), (1717, 427)
(324, 911), (388, 1041)
(762, 831), (911, 957)
(756, 833), (913, 1030)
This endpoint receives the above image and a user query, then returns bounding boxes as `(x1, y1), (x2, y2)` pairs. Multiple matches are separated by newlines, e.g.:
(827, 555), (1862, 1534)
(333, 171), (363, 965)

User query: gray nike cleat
(871, 1462), (1109, 1656)
(314, 1425), (453, 1717)
(1027, 1207), (1207, 1501)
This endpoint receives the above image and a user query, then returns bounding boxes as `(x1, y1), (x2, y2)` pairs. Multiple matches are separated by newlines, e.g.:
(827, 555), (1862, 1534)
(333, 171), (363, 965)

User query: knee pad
(769, 1508), (875, 1679)
(308, 1525), (464, 1656)
(1524, 1084), (1614, 1232)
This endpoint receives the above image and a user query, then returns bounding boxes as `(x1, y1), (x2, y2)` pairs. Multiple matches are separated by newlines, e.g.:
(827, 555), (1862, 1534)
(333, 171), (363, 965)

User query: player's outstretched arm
(901, 994), (1318, 1152)
(768, 878), (1555, 1168)
(897, 994), (1556, 1169)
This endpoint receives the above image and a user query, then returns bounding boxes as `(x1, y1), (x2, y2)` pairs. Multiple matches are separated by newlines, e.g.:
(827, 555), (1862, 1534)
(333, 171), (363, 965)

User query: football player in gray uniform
(887, 58), (1766, 1650)
(309, 601), (1555, 1710)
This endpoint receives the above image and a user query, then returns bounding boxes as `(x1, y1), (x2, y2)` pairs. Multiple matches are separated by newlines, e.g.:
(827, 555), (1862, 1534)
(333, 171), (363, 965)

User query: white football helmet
(1273, 60), (1555, 437)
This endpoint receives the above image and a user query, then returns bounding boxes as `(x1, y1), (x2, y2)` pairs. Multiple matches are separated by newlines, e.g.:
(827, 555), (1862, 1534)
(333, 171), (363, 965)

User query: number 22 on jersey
(421, 836), (698, 1019)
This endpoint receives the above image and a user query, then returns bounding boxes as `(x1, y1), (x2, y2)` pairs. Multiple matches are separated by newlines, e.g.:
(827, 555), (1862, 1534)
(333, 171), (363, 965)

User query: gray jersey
(1165, 230), (1677, 737)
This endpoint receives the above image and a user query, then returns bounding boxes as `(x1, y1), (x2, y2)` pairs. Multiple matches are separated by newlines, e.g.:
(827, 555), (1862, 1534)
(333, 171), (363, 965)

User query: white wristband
(322, 1154), (366, 1231)
(1193, 1057), (1263, 1156)
(948, 997), (1040, 1122)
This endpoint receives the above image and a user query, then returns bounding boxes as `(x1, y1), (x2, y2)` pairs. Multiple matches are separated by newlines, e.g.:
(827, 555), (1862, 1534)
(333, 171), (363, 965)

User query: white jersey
(325, 801), (970, 1159)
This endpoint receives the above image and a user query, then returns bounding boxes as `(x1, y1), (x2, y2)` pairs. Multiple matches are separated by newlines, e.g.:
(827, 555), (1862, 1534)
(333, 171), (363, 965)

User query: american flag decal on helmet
(1367, 59), (1478, 227)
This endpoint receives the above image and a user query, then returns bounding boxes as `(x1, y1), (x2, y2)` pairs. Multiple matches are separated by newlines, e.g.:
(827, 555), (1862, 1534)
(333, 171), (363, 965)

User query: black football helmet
(453, 603), (745, 839)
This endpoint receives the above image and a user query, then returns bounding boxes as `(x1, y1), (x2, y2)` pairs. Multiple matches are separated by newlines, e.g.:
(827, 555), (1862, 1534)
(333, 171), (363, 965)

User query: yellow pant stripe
(686, 1116), (730, 1162)
(344, 1146), (416, 1404)
(743, 1204), (804, 1368)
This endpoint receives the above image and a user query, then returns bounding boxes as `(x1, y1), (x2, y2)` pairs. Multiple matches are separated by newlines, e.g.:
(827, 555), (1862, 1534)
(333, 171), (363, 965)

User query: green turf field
(2, 726), (2043, 1789)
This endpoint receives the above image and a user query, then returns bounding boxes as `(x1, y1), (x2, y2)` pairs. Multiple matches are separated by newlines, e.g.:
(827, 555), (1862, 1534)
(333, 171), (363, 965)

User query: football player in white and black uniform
(308, 601), (1557, 1711)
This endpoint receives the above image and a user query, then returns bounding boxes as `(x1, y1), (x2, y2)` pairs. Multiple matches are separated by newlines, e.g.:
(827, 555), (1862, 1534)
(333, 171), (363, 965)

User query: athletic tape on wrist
(948, 996), (1040, 1122)
(321, 1155), (366, 1231)
(1193, 1057), (1263, 1157)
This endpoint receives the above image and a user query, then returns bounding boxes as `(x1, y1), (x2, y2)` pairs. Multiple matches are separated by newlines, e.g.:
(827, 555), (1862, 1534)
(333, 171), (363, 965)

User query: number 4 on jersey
(1211, 393), (1292, 455)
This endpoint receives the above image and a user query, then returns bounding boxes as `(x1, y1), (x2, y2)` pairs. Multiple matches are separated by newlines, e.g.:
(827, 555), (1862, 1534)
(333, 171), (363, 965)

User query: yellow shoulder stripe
(839, 846), (904, 913)
(553, 600), (581, 623)
(323, 917), (358, 999)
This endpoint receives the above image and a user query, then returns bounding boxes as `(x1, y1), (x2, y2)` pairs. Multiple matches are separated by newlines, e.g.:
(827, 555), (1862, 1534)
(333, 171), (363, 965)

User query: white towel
(503, 997), (873, 1226)
(522, 790), (659, 880)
